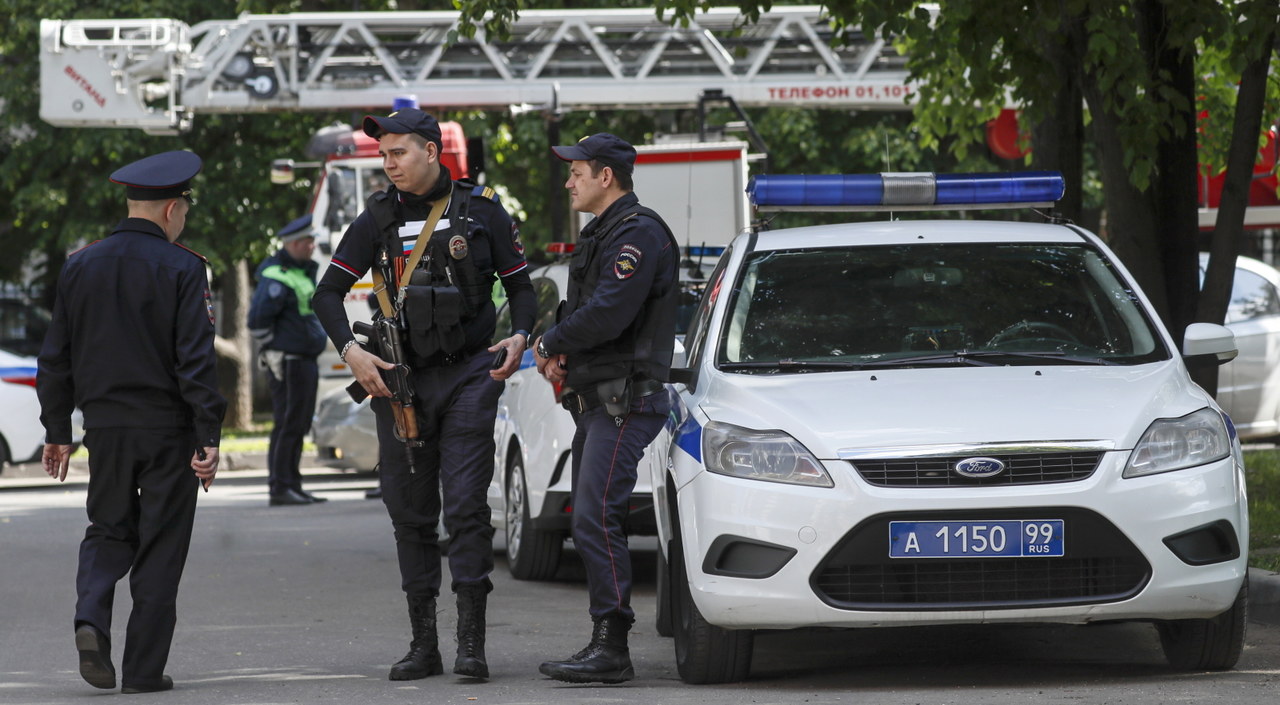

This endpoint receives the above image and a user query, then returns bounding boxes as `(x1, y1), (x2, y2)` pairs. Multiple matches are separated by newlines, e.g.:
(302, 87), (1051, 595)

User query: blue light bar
(686, 246), (726, 257)
(747, 172), (1065, 212)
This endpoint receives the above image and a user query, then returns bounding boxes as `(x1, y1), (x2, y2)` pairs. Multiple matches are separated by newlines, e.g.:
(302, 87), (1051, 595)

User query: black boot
(538, 614), (634, 684)
(388, 595), (443, 680)
(453, 584), (489, 679)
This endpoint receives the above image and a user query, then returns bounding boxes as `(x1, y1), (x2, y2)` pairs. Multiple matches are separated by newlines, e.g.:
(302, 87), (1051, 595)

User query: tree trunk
(213, 259), (253, 430)
(1194, 22), (1277, 394)
(1030, 4), (1085, 225)
(1082, 77), (1166, 320)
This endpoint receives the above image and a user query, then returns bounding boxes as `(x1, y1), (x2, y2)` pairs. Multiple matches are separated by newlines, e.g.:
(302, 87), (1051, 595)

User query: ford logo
(953, 457), (1006, 479)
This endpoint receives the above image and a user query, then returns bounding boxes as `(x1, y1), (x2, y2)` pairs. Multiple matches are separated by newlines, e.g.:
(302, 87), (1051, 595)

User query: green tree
(455, 0), (1280, 364)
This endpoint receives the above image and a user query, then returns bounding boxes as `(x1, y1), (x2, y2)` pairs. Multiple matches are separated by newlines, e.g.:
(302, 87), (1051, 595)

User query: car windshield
(717, 243), (1168, 371)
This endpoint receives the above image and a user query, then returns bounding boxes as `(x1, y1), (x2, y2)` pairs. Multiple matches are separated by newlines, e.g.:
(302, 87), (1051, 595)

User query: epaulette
(471, 184), (500, 202)
(174, 242), (210, 264)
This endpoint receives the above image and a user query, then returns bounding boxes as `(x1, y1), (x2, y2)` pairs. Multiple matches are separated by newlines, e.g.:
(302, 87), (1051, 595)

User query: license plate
(889, 520), (1064, 558)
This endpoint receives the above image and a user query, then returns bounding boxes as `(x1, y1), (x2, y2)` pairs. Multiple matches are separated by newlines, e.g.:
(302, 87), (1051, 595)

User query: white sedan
(653, 172), (1248, 683)
(1202, 252), (1280, 439)
(0, 345), (82, 470)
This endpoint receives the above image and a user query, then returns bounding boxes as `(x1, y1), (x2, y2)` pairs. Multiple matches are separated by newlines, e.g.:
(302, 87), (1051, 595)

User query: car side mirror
(1182, 322), (1238, 366)
(668, 367), (696, 390)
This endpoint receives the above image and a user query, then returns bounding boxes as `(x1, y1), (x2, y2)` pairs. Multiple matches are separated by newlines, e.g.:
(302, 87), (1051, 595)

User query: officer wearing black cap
(533, 133), (679, 684)
(313, 107), (536, 681)
(37, 150), (226, 694)
(249, 213), (329, 506)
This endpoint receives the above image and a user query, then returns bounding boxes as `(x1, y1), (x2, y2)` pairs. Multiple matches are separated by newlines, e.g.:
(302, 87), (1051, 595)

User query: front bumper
(674, 451), (1248, 629)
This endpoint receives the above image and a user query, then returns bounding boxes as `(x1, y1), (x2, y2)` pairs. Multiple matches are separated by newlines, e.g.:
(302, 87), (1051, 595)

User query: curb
(1250, 567), (1280, 626)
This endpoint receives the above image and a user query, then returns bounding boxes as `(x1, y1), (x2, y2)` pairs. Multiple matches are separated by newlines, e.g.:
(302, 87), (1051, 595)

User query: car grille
(812, 508), (1150, 610)
(851, 451), (1103, 487)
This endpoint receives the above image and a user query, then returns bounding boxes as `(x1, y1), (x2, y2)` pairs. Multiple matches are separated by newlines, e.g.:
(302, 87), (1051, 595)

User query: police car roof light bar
(747, 171), (1065, 212)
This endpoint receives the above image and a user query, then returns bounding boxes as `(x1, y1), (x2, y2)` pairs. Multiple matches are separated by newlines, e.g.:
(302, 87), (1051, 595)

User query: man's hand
(488, 333), (527, 381)
(532, 336), (568, 384)
(192, 447), (220, 490)
(346, 343), (395, 398)
(41, 443), (73, 482)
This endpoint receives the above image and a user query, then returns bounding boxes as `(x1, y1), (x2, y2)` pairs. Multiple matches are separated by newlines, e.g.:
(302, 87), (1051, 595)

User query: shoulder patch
(615, 243), (642, 280)
(471, 185), (499, 202)
(174, 242), (210, 264)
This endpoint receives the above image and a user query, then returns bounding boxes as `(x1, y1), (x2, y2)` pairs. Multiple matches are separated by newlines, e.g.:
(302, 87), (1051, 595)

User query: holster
(597, 376), (632, 418)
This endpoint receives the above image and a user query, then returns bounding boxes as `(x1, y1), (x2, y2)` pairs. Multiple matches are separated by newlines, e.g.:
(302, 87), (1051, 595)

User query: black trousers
(373, 348), (503, 597)
(266, 356), (319, 497)
(569, 389), (671, 621)
(75, 427), (199, 690)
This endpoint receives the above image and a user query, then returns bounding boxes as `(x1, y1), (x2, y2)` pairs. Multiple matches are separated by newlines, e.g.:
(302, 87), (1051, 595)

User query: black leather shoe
(121, 675), (173, 694)
(365, 487), (382, 499)
(74, 624), (115, 690)
(299, 490), (328, 503)
(269, 489), (312, 506)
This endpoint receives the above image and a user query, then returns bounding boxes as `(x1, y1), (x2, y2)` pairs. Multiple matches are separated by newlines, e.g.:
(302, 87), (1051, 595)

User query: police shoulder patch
(471, 185), (499, 202)
(511, 222), (524, 255)
(614, 243), (642, 280)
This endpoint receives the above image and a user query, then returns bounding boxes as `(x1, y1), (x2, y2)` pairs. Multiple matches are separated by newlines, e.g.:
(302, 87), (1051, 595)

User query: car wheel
(671, 523), (752, 683)
(504, 454), (563, 581)
(1157, 575), (1248, 671)
(655, 542), (673, 637)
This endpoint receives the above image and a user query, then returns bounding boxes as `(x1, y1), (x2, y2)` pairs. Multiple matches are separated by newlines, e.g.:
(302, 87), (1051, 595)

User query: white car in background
(0, 345), (82, 470)
(1201, 252), (1280, 440)
(653, 172), (1249, 683)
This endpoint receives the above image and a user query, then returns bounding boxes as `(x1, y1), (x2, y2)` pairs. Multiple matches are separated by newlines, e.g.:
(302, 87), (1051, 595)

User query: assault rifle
(348, 319), (419, 444)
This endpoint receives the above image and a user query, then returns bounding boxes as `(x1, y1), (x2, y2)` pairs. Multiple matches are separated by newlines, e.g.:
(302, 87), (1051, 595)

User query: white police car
(652, 172), (1249, 683)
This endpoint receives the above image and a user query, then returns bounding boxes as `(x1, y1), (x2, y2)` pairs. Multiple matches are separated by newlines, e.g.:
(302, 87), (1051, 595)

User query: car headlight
(703, 421), (833, 487)
(1123, 407), (1230, 478)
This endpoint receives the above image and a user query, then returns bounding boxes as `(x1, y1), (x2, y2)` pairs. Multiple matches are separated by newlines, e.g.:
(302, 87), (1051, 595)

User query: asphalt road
(2, 469), (1280, 705)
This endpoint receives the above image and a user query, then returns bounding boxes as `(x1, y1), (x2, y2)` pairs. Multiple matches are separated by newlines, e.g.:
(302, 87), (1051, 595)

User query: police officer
(533, 133), (679, 684)
(249, 214), (329, 506)
(312, 108), (535, 681)
(37, 150), (226, 694)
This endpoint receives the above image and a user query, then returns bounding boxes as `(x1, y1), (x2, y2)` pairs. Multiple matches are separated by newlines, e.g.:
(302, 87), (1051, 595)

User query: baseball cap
(552, 133), (637, 175)
(362, 108), (442, 148)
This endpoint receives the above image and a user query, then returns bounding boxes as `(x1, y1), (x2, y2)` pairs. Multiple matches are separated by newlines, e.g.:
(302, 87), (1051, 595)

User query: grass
(1244, 449), (1280, 573)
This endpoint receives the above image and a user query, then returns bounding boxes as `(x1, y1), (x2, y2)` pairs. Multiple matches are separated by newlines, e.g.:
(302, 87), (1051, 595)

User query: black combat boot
(388, 594), (443, 680)
(453, 583), (489, 679)
(538, 614), (634, 684)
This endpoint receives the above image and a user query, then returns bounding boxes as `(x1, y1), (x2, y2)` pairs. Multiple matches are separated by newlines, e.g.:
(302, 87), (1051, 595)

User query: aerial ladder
(39, 6), (916, 135)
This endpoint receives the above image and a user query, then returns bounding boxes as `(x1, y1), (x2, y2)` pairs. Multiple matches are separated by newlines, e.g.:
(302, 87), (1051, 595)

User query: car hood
(692, 360), (1216, 458)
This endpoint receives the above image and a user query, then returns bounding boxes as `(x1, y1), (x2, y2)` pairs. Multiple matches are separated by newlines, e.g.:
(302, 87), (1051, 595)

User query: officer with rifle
(312, 108), (535, 682)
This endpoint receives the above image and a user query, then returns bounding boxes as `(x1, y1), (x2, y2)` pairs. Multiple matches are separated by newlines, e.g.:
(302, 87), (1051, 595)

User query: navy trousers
(265, 356), (319, 497)
(75, 427), (199, 691)
(569, 390), (671, 621)
(373, 349), (503, 597)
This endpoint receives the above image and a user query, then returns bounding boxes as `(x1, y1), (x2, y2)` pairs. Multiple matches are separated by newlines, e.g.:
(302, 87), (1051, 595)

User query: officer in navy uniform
(533, 133), (679, 684)
(312, 108), (536, 682)
(37, 150), (226, 694)
(249, 213), (329, 506)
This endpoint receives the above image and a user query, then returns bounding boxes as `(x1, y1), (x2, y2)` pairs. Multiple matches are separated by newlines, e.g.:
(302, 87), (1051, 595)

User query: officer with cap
(533, 133), (679, 684)
(249, 213), (329, 506)
(37, 150), (226, 694)
(313, 107), (536, 681)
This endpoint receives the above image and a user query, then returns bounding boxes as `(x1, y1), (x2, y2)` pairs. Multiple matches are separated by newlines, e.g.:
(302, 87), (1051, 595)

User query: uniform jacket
(313, 167), (536, 359)
(37, 217), (227, 448)
(248, 248), (327, 357)
(542, 192), (679, 388)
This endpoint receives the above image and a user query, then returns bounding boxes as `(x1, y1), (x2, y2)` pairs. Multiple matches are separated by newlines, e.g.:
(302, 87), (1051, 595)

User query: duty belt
(560, 377), (665, 414)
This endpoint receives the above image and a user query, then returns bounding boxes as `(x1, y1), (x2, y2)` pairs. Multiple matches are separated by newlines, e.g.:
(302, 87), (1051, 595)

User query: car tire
(671, 523), (752, 683)
(655, 542), (673, 637)
(504, 454), (563, 581)
(1157, 575), (1248, 671)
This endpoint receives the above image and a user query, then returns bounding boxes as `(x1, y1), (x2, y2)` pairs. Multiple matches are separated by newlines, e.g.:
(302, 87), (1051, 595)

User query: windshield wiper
(719, 359), (870, 372)
(858, 350), (1115, 367)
